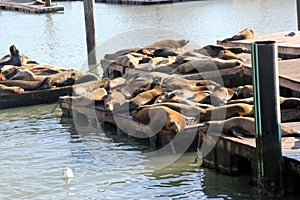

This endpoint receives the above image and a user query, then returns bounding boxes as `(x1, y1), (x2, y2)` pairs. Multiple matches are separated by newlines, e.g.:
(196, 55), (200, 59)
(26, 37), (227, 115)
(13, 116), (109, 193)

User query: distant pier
(0, 0), (64, 13)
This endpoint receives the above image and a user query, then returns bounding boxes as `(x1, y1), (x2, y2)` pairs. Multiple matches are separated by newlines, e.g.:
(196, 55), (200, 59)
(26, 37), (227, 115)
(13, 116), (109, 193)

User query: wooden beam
(83, 0), (98, 74)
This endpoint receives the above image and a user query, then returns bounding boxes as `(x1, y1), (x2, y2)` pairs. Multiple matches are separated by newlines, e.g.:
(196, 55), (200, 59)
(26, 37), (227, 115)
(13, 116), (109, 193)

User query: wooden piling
(297, 0), (300, 30)
(45, 0), (52, 7)
(83, 0), (98, 74)
(251, 41), (284, 199)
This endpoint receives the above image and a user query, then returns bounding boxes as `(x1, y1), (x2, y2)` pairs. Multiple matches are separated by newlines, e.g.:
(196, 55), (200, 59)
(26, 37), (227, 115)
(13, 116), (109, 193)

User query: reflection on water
(0, 0), (299, 199)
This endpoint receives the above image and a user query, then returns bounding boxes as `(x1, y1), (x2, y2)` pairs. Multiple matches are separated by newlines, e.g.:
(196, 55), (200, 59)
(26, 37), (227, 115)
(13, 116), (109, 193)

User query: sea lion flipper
(229, 127), (252, 139)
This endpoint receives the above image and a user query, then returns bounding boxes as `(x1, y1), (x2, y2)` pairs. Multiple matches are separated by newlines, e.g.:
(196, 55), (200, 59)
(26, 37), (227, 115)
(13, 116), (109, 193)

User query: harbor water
(0, 0), (299, 199)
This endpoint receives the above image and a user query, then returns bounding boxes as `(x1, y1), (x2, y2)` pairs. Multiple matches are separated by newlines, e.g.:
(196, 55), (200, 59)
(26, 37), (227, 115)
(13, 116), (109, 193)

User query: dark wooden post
(251, 41), (284, 199)
(45, 0), (52, 7)
(83, 0), (98, 74)
(297, 0), (300, 30)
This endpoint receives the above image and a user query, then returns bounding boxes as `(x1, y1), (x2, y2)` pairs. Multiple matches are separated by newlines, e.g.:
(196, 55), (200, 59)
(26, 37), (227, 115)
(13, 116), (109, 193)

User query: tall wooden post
(83, 0), (98, 74)
(251, 41), (284, 199)
(297, 0), (300, 30)
(45, 0), (52, 7)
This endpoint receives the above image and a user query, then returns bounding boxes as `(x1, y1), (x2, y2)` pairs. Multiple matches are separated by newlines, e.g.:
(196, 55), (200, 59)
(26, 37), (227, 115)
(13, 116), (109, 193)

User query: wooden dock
(96, 0), (197, 5)
(0, 85), (73, 109)
(0, 0), (64, 13)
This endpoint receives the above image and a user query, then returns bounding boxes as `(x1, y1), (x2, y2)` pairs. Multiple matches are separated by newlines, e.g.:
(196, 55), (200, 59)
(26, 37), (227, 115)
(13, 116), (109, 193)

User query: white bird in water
(62, 167), (74, 178)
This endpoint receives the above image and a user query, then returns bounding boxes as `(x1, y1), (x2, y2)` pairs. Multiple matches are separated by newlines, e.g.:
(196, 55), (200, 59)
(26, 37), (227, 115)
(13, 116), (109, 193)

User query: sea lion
(0, 74), (6, 81)
(0, 45), (26, 66)
(221, 28), (254, 43)
(74, 73), (99, 85)
(129, 84), (163, 110)
(0, 77), (51, 91)
(132, 105), (186, 133)
(176, 57), (242, 74)
(194, 45), (249, 57)
(40, 69), (84, 87)
(11, 69), (36, 81)
(1, 65), (19, 79)
(217, 50), (246, 62)
(72, 88), (108, 107)
(200, 86), (236, 106)
(72, 79), (109, 96)
(152, 48), (178, 58)
(104, 90), (127, 112)
(280, 97), (300, 109)
(0, 84), (24, 94)
(236, 85), (253, 98)
(29, 65), (64, 75)
(115, 53), (145, 68)
(204, 117), (300, 138)
(200, 103), (254, 121)
(136, 102), (205, 118)
(227, 97), (254, 105)
(145, 39), (189, 49)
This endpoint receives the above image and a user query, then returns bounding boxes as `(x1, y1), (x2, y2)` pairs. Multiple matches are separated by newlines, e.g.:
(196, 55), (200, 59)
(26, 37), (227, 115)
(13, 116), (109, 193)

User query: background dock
(0, 0), (64, 13)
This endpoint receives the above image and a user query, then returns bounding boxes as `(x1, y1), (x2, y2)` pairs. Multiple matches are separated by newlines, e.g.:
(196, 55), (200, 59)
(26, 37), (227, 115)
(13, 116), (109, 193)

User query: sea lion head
(178, 39), (189, 48)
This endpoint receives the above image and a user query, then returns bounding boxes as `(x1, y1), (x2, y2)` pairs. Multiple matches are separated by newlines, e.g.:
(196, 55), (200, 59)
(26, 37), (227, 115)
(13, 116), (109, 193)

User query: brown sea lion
(227, 97), (254, 105)
(217, 50), (246, 62)
(104, 77), (126, 91)
(1, 65), (19, 79)
(236, 85), (253, 99)
(0, 74), (6, 81)
(0, 45), (27, 66)
(145, 39), (189, 49)
(136, 102), (206, 118)
(72, 88), (108, 107)
(104, 90), (127, 112)
(72, 79), (109, 96)
(0, 84), (24, 94)
(11, 69), (36, 81)
(194, 45), (249, 57)
(152, 48), (178, 58)
(115, 53), (145, 68)
(176, 57), (242, 74)
(221, 28), (254, 43)
(29, 65), (64, 75)
(200, 86), (236, 106)
(280, 97), (300, 109)
(40, 70), (84, 87)
(204, 117), (300, 138)
(129, 84), (163, 110)
(0, 77), (51, 91)
(200, 103), (254, 121)
(132, 105), (187, 133)
(74, 73), (99, 84)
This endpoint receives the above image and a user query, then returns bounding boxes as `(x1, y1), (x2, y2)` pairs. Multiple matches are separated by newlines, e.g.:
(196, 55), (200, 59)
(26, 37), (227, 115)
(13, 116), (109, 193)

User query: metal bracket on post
(251, 41), (284, 199)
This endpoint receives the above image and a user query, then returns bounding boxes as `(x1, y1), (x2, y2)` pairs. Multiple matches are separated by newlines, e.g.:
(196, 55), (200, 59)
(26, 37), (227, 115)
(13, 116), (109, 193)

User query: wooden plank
(0, 86), (72, 109)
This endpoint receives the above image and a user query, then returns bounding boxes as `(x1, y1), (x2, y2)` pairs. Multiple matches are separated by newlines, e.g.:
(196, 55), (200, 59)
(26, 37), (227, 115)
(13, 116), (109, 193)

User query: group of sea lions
(101, 35), (251, 77)
(69, 31), (300, 140)
(0, 45), (99, 95)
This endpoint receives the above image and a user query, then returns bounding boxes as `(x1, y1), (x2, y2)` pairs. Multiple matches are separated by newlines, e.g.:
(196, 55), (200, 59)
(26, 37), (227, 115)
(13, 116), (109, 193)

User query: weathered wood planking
(0, 86), (72, 109)
(0, 0), (64, 13)
(217, 31), (300, 56)
(240, 53), (300, 92)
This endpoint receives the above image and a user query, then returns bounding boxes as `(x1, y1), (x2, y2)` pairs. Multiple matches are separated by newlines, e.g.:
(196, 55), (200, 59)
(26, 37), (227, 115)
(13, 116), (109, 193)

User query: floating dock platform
(58, 31), (300, 193)
(0, 0), (64, 13)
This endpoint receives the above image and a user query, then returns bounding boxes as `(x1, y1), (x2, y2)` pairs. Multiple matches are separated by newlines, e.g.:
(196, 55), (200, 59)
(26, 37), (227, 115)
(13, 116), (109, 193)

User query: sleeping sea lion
(129, 84), (163, 110)
(236, 85), (253, 98)
(204, 117), (300, 138)
(136, 102), (205, 118)
(194, 45), (249, 57)
(0, 77), (51, 91)
(72, 79), (109, 96)
(74, 73), (99, 84)
(72, 88), (108, 107)
(152, 48), (178, 58)
(104, 90), (127, 112)
(132, 105), (186, 133)
(0, 74), (6, 81)
(221, 28), (254, 43)
(145, 39), (189, 49)
(217, 50), (246, 62)
(200, 103), (254, 121)
(11, 69), (36, 81)
(0, 84), (24, 94)
(176, 57), (242, 74)
(115, 53), (145, 68)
